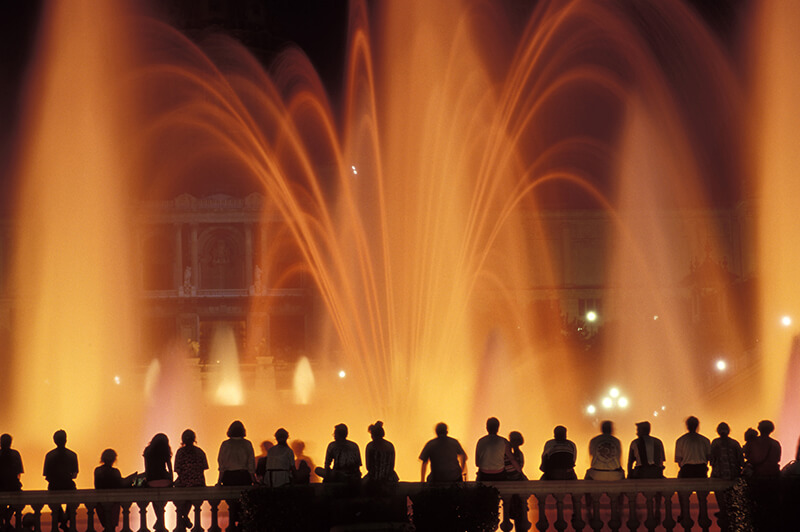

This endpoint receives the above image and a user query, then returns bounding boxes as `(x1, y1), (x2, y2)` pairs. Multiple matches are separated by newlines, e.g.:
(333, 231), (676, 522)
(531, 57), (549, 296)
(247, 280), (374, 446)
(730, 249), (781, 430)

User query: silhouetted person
(540, 425), (577, 480)
(501, 431), (529, 532)
(255, 440), (273, 483)
(586, 421), (624, 480)
(364, 421), (398, 485)
(317, 423), (361, 484)
(710, 422), (743, 480)
(747, 420), (781, 531)
(264, 428), (294, 487)
(291, 440), (318, 483)
(476, 417), (510, 481)
(419, 422), (467, 482)
(742, 427), (758, 477)
(675, 416), (711, 525)
(0, 433), (23, 530)
(94, 449), (127, 532)
(217, 420), (255, 530)
(43, 429), (78, 531)
(627, 421), (665, 479)
(143, 433), (173, 532)
(710, 423), (744, 531)
(174, 429), (208, 530)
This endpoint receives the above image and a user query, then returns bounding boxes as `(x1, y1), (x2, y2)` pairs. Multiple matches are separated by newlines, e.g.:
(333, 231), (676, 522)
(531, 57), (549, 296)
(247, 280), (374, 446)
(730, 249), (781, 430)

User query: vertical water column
(752, 2), (800, 437)
(10, 0), (141, 449)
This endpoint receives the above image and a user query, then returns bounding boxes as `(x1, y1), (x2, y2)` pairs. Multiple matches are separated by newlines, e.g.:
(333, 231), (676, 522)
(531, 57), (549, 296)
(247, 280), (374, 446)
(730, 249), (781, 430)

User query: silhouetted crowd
(1, 416), (799, 531)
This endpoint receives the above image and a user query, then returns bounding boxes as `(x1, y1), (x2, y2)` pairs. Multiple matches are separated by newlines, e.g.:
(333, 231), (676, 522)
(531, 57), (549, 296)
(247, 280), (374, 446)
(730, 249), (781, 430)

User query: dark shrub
(410, 483), (500, 532)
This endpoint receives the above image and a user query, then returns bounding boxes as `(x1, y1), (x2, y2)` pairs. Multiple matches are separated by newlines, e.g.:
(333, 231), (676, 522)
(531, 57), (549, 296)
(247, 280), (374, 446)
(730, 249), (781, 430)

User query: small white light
(781, 315), (792, 327)
(338, 370), (346, 379)
(715, 359), (727, 372)
(653, 411), (659, 417)
(114, 376), (121, 385)
(602, 397), (613, 409)
(653, 315), (659, 321)
(586, 311), (598, 322)
(661, 405), (666, 411)
(609, 387), (620, 398)
(618, 397), (629, 408)
(587, 405), (596, 415)
(351, 165), (358, 175)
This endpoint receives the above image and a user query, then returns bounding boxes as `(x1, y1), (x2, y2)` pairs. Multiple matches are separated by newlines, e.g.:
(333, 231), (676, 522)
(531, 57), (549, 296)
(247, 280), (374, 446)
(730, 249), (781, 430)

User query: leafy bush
(240, 486), (321, 532)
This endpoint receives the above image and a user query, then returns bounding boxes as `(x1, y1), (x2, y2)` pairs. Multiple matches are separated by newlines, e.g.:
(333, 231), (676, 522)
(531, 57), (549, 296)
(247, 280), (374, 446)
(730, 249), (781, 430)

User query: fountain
(2, 0), (791, 489)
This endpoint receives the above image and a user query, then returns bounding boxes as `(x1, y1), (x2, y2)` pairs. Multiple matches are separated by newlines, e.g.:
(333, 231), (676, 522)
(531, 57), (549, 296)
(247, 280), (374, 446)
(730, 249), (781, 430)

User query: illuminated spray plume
(6, 0), (792, 486)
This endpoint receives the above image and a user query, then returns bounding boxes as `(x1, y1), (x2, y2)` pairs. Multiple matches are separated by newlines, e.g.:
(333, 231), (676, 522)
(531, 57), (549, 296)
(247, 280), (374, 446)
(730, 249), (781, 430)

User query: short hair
(334, 423), (348, 439)
(686, 416), (699, 432)
(100, 448), (117, 465)
(509, 431), (524, 447)
(435, 423), (448, 437)
(757, 420), (775, 435)
(181, 429), (196, 446)
(636, 421), (651, 436)
(601, 421), (613, 435)
(368, 421), (385, 439)
(275, 428), (289, 443)
(227, 420), (246, 438)
(53, 430), (67, 447)
(553, 425), (567, 441)
(716, 422), (730, 437)
(0, 434), (11, 449)
(486, 417), (500, 435)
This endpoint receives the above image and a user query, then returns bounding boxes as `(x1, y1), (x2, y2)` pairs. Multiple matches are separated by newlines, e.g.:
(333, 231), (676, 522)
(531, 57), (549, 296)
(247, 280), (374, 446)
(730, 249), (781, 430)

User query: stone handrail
(0, 478), (736, 532)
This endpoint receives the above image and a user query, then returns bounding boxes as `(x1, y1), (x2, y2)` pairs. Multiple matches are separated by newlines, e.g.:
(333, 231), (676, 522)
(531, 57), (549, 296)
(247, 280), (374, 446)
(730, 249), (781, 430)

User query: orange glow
(5, 0), (792, 490)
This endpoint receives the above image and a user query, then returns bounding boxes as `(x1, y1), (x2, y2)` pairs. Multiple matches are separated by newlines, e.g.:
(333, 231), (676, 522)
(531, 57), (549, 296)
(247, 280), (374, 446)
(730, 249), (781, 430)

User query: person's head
(509, 431), (524, 448)
(636, 421), (651, 437)
(227, 420), (246, 438)
(334, 423), (348, 441)
(435, 422), (448, 437)
(716, 422), (730, 438)
(601, 421), (613, 435)
(486, 417), (500, 435)
(757, 419), (775, 436)
(181, 429), (196, 447)
(744, 428), (758, 442)
(261, 440), (274, 454)
(275, 428), (289, 445)
(686, 416), (699, 433)
(100, 448), (117, 466)
(553, 425), (567, 441)
(53, 429), (67, 448)
(368, 421), (385, 440)
(290, 440), (305, 454)
(0, 434), (11, 450)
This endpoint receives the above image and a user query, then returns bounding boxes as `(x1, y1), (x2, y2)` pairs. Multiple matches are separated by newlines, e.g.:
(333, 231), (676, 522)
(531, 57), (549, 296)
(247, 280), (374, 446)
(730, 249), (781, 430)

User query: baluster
(587, 492), (602, 532)
(535, 494), (549, 532)
(137, 502), (149, 532)
(120, 503), (132, 532)
(643, 492), (657, 532)
(173, 501), (183, 532)
(608, 493), (622, 532)
(50, 505), (59, 532)
(553, 493), (567, 532)
(207, 501), (221, 532)
(626, 492), (640, 531)
(13, 505), (23, 531)
(31, 503), (43, 532)
(570, 493), (585, 531)
(192, 501), (203, 532)
(677, 489), (694, 531)
(662, 491), (676, 532)
(499, 497), (513, 532)
(85, 503), (96, 532)
(696, 490), (711, 531)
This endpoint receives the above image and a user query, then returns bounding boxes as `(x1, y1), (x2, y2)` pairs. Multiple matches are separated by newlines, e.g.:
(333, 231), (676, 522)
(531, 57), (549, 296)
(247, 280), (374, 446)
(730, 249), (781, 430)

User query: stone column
(191, 224), (199, 294)
(174, 223), (183, 292)
(245, 223), (253, 290)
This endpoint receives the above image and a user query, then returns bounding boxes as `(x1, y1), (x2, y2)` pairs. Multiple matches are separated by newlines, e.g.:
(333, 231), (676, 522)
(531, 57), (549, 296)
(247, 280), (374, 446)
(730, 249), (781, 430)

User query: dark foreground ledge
(1, 477), (794, 532)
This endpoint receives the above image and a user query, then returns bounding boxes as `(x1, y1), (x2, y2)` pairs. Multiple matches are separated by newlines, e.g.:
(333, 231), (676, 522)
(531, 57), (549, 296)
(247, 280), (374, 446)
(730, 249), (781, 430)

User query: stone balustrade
(0, 478), (737, 532)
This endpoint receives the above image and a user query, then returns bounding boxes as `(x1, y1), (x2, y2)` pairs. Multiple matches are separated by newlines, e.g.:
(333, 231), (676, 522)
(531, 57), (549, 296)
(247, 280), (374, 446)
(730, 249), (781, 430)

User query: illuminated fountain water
(5, 0), (788, 488)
